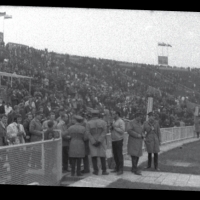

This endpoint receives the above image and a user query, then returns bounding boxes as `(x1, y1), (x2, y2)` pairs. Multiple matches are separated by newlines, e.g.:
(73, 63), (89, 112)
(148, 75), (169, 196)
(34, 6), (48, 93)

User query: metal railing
(0, 130), (62, 185)
(106, 126), (195, 158)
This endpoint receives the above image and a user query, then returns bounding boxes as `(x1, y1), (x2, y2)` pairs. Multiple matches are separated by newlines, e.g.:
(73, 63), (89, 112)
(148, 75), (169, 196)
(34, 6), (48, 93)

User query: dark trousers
(92, 157), (107, 172)
(62, 146), (69, 170)
(148, 153), (158, 169)
(82, 155), (90, 172)
(131, 156), (139, 172)
(70, 157), (82, 175)
(112, 139), (124, 172)
(197, 132), (200, 138)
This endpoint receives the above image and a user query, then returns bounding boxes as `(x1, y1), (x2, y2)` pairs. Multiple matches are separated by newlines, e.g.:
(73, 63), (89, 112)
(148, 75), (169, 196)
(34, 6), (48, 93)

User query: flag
(158, 42), (166, 46)
(0, 12), (6, 17)
(4, 15), (12, 19)
(167, 44), (172, 47)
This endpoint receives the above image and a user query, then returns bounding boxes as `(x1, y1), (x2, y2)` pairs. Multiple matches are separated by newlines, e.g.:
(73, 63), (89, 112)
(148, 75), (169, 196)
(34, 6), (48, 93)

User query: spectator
(0, 98), (5, 115)
(110, 111), (125, 175)
(57, 113), (70, 173)
(4, 102), (12, 116)
(42, 111), (57, 130)
(67, 115), (86, 177)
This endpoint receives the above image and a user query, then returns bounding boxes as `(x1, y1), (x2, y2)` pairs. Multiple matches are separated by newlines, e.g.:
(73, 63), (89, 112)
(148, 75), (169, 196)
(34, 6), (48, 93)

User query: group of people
(0, 41), (197, 129)
(58, 108), (161, 177)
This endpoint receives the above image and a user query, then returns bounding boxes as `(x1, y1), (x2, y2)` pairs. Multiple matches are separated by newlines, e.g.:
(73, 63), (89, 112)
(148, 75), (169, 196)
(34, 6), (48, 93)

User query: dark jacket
(143, 120), (161, 153)
(0, 105), (5, 115)
(0, 121), (7, 146)
(127, 119), (143, 157)
(29, 118), (43, 142)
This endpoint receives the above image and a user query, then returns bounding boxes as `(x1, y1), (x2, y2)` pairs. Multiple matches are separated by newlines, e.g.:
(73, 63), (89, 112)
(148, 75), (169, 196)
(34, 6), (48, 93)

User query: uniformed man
(86, 110), (109, 175)
(143, 111), (161, 171)
(127, 112), (144, 175)
(66, 115), (86, 176)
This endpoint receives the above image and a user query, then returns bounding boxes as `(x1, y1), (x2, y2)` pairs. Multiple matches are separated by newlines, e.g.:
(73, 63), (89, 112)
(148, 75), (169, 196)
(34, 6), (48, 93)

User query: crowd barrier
(106, 125), (195, 158)
(0, 125), (195, 185)
(0, 130), (62, 186)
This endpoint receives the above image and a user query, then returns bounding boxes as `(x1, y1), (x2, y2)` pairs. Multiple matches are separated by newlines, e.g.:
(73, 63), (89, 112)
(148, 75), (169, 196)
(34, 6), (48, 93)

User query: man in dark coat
(127, 112), (144, 175)
(0, 99), (5, 115)
(66, 115), (86, 176)
(143, 111), (161, 171)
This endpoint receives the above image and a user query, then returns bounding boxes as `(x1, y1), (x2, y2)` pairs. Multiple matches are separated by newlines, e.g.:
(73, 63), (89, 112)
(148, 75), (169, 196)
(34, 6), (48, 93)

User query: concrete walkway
(61, 137), (200, 189)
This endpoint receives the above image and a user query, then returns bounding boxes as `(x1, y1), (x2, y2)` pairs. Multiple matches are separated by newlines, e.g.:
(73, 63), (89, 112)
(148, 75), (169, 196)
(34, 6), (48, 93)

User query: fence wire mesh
(0, 137), (62, 186)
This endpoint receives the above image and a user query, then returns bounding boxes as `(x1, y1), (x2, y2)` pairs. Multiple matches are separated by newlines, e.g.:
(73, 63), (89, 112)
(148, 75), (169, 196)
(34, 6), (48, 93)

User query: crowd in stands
(0, 41), (197, 130)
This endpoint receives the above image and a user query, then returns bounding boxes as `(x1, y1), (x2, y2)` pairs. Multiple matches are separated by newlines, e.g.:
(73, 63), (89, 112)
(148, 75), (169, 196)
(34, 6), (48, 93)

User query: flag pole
(3, 17), (4, 43)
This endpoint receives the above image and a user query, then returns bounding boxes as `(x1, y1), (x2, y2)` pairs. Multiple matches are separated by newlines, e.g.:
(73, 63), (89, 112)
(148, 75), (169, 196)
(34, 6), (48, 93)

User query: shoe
(110, 169), (118, 173)
(81, 170), (90, 174)
(117, 171), (123, 175)
(93, 171), (98, 175)
(63, 169), (70, 173)
(102, 171), (109, 175)
(144, 166), (151, 169)
(77, 173), (84, 177)
(155, 168), (160, 171)
(134, 171), (142, 175)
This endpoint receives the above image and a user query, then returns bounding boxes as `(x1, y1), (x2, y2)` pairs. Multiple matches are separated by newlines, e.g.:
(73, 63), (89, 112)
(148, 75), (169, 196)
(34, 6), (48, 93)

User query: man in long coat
(86, 110), (109, 175)
(127, 112), (144, 175)
(143, 111), (161, 171)
(66, 115), (86, 176)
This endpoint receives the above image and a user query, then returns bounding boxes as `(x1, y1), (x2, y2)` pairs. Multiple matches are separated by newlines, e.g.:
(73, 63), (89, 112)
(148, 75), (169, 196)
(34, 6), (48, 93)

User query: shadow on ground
(106, 178), (200, 191)
(138, 140), (200, 175)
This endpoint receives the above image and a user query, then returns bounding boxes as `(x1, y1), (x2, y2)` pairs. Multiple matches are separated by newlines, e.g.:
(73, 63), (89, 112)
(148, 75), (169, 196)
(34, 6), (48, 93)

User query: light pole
(0, 12), (6, 45)
(3, 14), (12, 44)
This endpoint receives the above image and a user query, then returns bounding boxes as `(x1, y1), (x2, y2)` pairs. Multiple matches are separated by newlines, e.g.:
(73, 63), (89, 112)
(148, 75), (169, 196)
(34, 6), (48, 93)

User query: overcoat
(67, 123), (86, 158)
(86, 117), (107, 157)
(127, 119), (143, 157)
(143, 120), (161, 153)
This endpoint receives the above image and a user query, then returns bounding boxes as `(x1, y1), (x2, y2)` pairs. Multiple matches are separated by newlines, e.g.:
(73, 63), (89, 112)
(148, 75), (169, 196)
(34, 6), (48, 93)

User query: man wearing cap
(143, 111), (161, 171)
(127, 112), (144, 175)
(86, 109), (109, 175)
(66, 115), (86, 176)
(110, 111), (125, 175)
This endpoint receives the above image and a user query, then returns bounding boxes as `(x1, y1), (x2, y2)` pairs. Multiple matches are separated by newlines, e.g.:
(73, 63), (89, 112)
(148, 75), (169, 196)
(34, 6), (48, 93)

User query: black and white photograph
(0, 6), (200, 190)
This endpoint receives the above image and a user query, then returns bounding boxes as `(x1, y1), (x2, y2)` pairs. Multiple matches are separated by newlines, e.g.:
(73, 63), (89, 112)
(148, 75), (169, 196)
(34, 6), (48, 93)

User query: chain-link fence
(0, 131), (62, 186)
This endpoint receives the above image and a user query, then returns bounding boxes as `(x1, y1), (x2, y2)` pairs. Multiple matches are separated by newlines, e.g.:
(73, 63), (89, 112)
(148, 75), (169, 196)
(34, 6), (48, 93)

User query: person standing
(194, 115), (200, 138)
(81, 113), (90, 174)
(86, 110), (109, 176)
(110, 111), (125, 175)
(143, 112), (161, 171)
(6, 114), (27, 184)
(57, 113), (71, 173)
(127, 112), (144, 175)
(0, 99), (5, 115)
(67, 115), (86, 176)
(29, 111), (43, 169)
(23, 112), (33, 143)
(42, 111), (57, 130)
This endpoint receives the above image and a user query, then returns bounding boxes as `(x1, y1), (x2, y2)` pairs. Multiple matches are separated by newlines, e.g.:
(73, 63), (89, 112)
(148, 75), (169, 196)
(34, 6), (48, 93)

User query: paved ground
(61, 137), (200, 190)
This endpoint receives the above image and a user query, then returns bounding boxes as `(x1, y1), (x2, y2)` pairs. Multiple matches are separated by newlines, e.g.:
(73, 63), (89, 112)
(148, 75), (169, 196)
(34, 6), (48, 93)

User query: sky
(0, 6), (200, 68)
